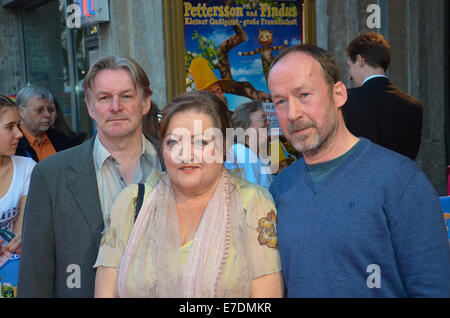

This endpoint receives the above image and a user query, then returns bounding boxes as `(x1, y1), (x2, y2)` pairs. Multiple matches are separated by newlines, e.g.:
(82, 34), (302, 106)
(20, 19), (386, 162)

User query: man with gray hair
(15, 85), (72, 162)
(18, 56), (162, 297)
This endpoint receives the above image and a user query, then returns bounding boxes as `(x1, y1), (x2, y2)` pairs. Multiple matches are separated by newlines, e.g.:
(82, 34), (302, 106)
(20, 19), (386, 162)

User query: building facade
(0, 0), (448, 194)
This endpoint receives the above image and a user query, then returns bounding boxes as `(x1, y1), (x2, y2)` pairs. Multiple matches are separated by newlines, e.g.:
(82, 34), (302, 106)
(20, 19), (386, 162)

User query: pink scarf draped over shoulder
(118, 171), (252, 297)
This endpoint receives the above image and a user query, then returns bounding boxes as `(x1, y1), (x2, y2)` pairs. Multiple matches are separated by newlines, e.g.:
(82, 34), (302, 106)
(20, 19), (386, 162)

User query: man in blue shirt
(267, 44), (450, 297)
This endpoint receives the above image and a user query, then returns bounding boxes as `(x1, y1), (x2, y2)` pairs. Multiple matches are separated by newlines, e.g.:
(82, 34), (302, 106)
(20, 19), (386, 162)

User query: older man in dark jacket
(15, 85), (72, 162)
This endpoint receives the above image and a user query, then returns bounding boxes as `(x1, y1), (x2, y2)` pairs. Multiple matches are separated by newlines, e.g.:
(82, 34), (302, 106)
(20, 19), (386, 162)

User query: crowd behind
(0, 32), (449, 298)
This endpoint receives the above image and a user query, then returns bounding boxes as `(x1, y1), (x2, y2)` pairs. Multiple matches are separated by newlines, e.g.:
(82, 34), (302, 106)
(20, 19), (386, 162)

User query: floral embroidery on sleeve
(257, 210), (278, 249)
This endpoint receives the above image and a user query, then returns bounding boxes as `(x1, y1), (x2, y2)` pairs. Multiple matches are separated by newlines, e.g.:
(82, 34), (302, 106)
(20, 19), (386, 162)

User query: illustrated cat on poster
(238, 28), (288, 80)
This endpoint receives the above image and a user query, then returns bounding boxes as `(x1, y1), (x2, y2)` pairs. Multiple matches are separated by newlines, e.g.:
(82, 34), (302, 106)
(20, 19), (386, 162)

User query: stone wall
(316, 0), (448, 195)
(0, 6), (22, 95)
(415, 0), (448, 195)
(97, 0), (167, 109)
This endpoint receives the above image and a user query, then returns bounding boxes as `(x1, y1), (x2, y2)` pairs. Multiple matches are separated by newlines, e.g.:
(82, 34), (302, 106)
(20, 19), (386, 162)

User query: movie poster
(0, 254), (19, 298)
(183, 0), (303, 115)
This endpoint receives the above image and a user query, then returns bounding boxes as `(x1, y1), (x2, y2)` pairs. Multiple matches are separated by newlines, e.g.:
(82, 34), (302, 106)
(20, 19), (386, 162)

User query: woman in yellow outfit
(94, 91), (283, 298)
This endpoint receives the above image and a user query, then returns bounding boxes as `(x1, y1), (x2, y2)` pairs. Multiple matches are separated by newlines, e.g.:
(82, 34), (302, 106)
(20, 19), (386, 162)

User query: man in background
(15, 85), (72, 162)
(343, 32), (423, 160)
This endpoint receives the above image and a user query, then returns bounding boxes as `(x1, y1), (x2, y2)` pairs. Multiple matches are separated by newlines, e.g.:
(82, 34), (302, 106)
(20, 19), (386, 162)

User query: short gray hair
(82, 56), (152, 103)
(16, 85), (54, 108)
(231, 101), (263, 130)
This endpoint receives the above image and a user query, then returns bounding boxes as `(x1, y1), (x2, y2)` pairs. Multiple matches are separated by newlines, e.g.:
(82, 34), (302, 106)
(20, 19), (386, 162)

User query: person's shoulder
(47, 127), (67, 137)
(236, 177), (269, 194)
(347, 86), (364, 95)
(381, 82), (423, 107)
(347, 78), (388, 98)
(47, 127), (72, 143)
(231, 173), (272, 199)
(37, 138), (94, 169)
(271, 158), (303, 188)
(363, 137), (414, 160)
(360, 138), (420, 175)
(347, 82), (370, 95)
(233, 176), (276, 213)
(12, 155), (36, 168)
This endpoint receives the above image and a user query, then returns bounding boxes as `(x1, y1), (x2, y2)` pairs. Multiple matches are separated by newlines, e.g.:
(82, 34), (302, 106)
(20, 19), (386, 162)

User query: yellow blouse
(95, 172), (281, 295)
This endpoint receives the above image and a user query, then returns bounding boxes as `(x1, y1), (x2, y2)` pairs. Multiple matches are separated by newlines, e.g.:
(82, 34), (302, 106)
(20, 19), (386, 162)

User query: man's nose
(287, 98), (304, 122)
(110, 96), (121, 112)
(42, 109), (52, 118)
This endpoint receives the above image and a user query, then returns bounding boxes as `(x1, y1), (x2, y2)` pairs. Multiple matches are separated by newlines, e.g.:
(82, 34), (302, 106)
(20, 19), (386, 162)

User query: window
(21, 0), (92, 136)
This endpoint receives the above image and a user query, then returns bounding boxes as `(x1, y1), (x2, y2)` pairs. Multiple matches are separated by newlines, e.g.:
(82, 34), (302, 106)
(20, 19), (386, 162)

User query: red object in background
(82, 0), (95, 17)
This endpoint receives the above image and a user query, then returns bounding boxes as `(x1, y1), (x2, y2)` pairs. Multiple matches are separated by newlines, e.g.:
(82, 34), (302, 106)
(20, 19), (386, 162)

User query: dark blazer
(16, 127), (74, 162)
(343, 77), (423, 160)
(18, 137), (104, 297)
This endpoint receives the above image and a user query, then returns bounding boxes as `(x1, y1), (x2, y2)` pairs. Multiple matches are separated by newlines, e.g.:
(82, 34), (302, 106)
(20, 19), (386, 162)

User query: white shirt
(0, 156), (36, 231)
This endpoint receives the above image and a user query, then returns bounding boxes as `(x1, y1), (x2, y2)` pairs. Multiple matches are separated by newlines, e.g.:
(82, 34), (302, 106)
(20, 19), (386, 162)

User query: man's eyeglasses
(29, 106), (56, 115)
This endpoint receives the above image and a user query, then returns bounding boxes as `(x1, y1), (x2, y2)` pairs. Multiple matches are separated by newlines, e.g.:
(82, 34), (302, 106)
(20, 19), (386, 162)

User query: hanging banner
(184, 0), (303, 116)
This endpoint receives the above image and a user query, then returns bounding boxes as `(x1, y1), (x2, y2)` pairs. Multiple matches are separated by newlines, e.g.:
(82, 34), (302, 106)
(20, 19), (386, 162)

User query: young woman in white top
(0, 95), (36, 257)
